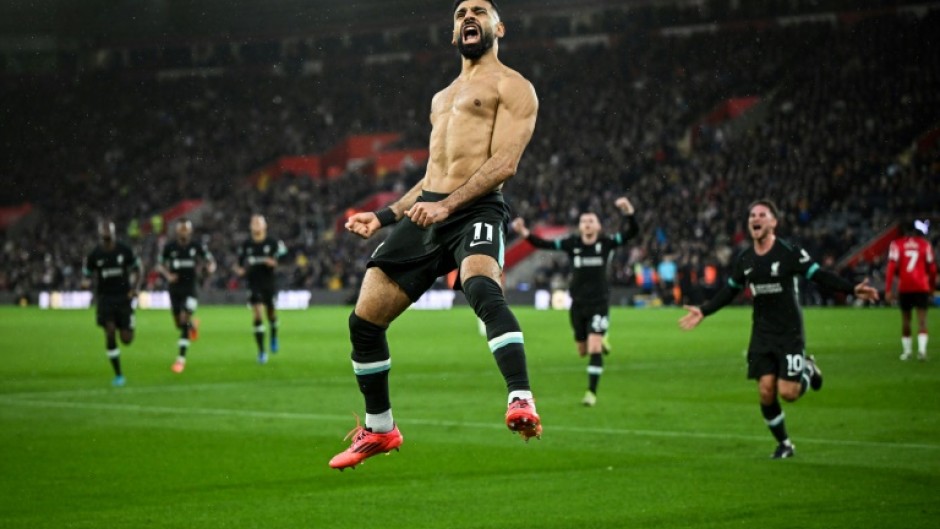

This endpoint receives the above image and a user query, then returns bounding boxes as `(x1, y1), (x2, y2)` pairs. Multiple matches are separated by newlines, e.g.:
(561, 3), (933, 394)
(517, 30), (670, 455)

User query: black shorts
(169, 288), (199, 315)
(96, 295), (135, 330)
(248, 284), (276, 308)
(368, 191), (510, 302)
(569, 301), (610, 342)
(747, 345), (806, 382)
(899, 292), (931, 312)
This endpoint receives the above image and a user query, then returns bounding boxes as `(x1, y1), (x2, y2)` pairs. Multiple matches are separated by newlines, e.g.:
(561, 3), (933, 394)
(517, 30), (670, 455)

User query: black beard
(457, 31), (494, 60)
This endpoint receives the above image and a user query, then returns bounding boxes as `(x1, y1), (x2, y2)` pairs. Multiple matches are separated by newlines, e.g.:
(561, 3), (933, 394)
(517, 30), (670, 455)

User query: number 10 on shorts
(786, 353), (804, 376)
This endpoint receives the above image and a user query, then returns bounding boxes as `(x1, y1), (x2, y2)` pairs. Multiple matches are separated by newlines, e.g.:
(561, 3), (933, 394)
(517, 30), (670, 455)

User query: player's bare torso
(424, 65), (521, 194)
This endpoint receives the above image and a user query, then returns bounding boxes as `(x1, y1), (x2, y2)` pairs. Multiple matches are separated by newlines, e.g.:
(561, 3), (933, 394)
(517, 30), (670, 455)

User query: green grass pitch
(0, 305), (937, 528)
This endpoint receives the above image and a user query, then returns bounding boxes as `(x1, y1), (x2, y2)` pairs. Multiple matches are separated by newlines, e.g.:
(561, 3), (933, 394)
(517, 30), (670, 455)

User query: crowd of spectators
(2, 7), (938, 304)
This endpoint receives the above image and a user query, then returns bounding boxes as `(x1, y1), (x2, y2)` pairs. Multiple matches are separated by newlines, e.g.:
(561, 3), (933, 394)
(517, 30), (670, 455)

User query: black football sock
(588, 354), (603, 394)
(761, 400), (789, 444)
(107, 349), (122, 377)
(178, 323), (190, 357)
(253, 319), (265, 353)
(349, 313), (392, 415)
(270, 318), (278, 341)
(464, 276), (530, 392)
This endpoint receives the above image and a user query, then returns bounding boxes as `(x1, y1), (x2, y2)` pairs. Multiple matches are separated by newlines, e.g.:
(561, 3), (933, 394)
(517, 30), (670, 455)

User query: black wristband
(374, 207), (397, 227)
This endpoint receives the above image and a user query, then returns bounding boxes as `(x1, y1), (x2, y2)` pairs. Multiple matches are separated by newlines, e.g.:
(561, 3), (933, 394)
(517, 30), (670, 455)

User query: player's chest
(571, 243), (608, 269)
(95, 252), (126, 269)
(245, 243), (274, 257)
(433, 82), (499, 123)
(167, 245), (198, 259)
(743, 254), (793, 284)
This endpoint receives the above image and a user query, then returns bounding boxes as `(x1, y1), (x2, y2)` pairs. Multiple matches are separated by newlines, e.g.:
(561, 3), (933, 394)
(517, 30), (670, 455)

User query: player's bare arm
(853, 278), (880, 301)
(407, 73), (538, 228)
(155, 263), (178, 284)
(129, 259), (144, 299)
(615, 197), (635, 215)
(511, 217), (530, 238)
(679, 305), (704, 330)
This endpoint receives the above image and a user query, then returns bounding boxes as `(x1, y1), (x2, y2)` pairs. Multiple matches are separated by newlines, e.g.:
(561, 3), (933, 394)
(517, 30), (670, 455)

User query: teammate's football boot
(805, 355), (823, 391)
(899, 351), (912, 361)
(270, 336), (279, 354)
(581, 390), (597, 407)
(771, 442), (795, 459)
(329, 420), (403, 471)
(112, 375), (126, 387)
(172, 359), (186, 373)
(506, 397), (542, 442)
(189, 319), (200, 341)
(257, 352), (269, 365)
(601, 334), (612, 355)
(918, 352), (928, 362)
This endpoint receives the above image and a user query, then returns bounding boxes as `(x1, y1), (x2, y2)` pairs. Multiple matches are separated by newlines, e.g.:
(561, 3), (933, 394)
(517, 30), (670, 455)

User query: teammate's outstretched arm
(807, 266), (880, 302)
(510, 217), (529, 238)
(679, 305), (704, 330)
(678, 282), (741, 331)
(204, 250), (217, 275)
(852, 278), (880, 301)
(614, 196), (635, 215)
(129, 255), (144, 299)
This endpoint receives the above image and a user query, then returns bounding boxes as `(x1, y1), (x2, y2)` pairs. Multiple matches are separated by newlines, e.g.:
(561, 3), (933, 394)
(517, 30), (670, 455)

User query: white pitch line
(0, 360), (727, 400)
(2, 396), (937, 452)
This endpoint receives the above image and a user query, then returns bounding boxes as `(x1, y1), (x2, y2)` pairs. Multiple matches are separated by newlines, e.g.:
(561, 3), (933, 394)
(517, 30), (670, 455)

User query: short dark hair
(453, 0), (501, 18)
(748, 198), (780, 219)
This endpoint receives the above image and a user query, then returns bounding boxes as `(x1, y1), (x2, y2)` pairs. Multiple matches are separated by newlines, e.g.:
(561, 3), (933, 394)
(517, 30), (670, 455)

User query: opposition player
(82, 221), (143, 386)
(331, 0), (540, 470)
(234, 214), (287, 364)
(511, 197), (639, 406)
(679, 200), (879, 458)
(156, 218), (216, 373)
(885, 219), (937, 361)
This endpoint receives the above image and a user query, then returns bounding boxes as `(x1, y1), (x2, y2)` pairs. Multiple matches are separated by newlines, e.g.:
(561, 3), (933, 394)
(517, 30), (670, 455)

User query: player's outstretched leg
(584, 353), (603, 406)
(331, 312), (403, 470)
(463, 276), (542, 441)
(761, 398), (794, 459)
(173, 319), (190, 373)
(104, 328), (124, 387)
(253, 318), (267, 364)
(329, 417), (403, 471)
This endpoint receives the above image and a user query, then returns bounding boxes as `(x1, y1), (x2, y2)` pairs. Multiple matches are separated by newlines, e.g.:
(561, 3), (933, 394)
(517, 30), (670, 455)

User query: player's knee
(776, 380), (801, 402)
(758, 384), (776, 404)
(349, 312), (389, 362)
(464, 276), (522, 341)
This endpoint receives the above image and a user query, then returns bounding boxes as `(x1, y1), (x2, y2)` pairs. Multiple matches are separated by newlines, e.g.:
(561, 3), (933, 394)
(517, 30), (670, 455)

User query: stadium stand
(1, 1), (938, 304)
